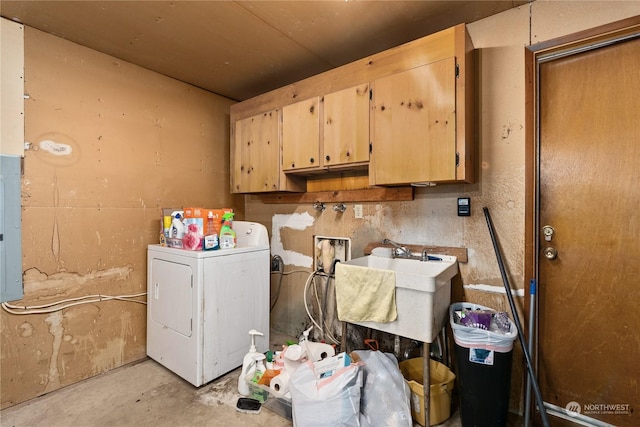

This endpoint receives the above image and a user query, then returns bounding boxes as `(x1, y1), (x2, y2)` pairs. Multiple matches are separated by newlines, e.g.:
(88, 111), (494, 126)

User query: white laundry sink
(339, 253), (458, 342)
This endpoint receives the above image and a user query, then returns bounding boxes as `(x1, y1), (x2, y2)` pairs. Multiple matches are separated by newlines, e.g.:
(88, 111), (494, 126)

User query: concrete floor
(2, 331), (524, 426)
(0, 356), (466, 426)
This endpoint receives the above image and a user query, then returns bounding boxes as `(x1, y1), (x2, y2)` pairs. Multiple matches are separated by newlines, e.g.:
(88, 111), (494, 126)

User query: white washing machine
(146, 221), (270, 386)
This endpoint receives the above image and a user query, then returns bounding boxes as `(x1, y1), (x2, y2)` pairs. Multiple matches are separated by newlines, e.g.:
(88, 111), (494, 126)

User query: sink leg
(341, 322), (348, 353)
(423, 342), (431, 426)
(441, 326), (450, 367)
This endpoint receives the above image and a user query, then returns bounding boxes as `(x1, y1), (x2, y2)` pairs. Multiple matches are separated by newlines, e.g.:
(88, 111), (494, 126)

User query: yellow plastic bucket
(398, 358), (456, 426)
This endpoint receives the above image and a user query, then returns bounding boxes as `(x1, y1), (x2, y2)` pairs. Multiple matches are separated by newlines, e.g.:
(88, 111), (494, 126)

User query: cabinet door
(323, 83), (370, 168)
(282, 96), (321, 171)
(371, 57), (456, 185)
(232, 110), (280, 192)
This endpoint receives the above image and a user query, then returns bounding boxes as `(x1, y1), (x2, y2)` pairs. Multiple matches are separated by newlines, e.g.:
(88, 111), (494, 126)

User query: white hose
(2, 292), (147, 315)
(303, 270), (340, 345)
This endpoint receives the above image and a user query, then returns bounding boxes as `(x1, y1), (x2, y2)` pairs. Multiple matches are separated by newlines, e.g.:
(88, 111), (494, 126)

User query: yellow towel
(334, 263), (397, 323)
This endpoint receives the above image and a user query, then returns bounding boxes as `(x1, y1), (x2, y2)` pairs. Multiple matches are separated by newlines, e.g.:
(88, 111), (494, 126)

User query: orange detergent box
(183, 207), (233, 235)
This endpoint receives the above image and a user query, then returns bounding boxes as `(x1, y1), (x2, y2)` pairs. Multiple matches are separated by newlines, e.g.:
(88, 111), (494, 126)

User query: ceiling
(1, 1), (528, 101)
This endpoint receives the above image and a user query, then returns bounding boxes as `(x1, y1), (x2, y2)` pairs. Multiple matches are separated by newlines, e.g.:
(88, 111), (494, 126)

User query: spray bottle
(203, 211), (220, 251)
(219, 212), (236, 249)
(238, 329), (264, 396)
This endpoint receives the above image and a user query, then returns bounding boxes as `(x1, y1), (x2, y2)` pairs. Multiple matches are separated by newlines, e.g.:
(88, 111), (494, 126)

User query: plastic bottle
(171, 213), (185, 239)
(203, 211), (220, 251)
(206, 211), (215, 235)
(251, 353), (267, 383)
(219, 212), (236, 249)
(163, 216), (172, 238)
(238, 329), (264, 396)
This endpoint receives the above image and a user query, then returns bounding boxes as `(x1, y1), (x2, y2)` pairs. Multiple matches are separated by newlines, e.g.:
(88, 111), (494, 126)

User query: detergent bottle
(219, 212), (236, 249)
(238, 329), (264, 396)
(170, 213), (185, 239)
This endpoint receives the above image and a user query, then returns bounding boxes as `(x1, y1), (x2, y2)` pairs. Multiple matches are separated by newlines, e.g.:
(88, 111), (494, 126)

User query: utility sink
(338, 252), (458, 343)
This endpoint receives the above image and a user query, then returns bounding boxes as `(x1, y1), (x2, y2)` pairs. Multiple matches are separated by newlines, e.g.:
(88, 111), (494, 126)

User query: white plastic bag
(353, 350), (412, 427)
(290, 360), (363, 427)
(449, 303), (518, 352)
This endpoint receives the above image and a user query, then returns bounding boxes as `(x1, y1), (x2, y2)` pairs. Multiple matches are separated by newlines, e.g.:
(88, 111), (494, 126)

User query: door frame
(524, 16), (640, 425)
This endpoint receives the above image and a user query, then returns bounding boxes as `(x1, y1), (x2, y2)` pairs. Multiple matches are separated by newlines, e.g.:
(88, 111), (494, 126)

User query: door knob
(543, 247), (558, 260)
(542, 225), (555, 241)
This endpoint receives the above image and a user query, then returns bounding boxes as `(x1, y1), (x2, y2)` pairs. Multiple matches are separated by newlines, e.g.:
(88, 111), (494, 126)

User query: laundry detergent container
(398, 358), (455, 426)
(450, 302), (518, 427)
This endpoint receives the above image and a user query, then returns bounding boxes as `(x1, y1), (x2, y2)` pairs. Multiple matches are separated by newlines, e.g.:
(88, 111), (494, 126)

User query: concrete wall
(0, 27), (241, 408)
(254, 1), (640, 413)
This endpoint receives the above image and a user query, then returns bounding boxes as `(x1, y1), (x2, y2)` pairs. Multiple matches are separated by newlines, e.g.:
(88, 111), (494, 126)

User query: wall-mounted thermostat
(457, 197), (471, 216)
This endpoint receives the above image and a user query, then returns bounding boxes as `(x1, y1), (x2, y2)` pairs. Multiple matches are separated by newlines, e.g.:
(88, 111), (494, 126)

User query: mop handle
(483, 207), (550, 427)
(524, 279), (536, 427)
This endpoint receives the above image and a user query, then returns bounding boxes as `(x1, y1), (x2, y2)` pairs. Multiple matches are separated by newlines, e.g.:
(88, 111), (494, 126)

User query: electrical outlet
(271, 255), (282, 272)
(354, 204), (363, 219)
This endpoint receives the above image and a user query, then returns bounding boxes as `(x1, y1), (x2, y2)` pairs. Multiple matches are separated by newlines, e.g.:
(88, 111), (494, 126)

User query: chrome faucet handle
(383, 238), (410, 258)
(332, 203), (347, 213)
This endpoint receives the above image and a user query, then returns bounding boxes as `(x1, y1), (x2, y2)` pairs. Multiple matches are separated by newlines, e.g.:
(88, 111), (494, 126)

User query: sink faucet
(382, 239), (411, 259)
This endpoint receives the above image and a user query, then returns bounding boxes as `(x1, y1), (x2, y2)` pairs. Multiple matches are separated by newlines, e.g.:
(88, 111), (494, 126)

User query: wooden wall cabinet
(231, 109), (304, 193)
(370, 58), (457, 185)
(282, 84), (370, 175)
(282, 97), (321, 172)
(229, 24), (474, 194)
(323, 83), (370, 170)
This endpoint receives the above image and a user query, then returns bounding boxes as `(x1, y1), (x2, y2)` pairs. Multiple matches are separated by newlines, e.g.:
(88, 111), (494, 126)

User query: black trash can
(449, 303), (518, 427)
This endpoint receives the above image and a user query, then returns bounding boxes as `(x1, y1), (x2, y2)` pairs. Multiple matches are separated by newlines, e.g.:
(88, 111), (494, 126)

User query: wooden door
(323, 83), (370, 168)
(535, 35), (640, 426)
(282, 96), (321, 172)
(370, 57), (456, 185)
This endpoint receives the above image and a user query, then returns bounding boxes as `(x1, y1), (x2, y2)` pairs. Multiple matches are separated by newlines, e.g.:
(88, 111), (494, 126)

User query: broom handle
(483, 207), (550, 427)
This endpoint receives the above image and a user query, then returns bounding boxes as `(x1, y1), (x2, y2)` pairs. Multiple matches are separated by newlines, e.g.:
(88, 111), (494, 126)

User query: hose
(304, 269), (340, 345)
(2, 292), (147, 315)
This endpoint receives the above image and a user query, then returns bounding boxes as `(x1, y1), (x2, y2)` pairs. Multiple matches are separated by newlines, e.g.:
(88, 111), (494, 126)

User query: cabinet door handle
(325, 155), (331, 161)
(309, 157), (315, 164)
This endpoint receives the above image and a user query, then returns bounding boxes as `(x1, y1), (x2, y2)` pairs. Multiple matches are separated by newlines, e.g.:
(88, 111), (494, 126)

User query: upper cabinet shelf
(230, 24), (474, 194)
